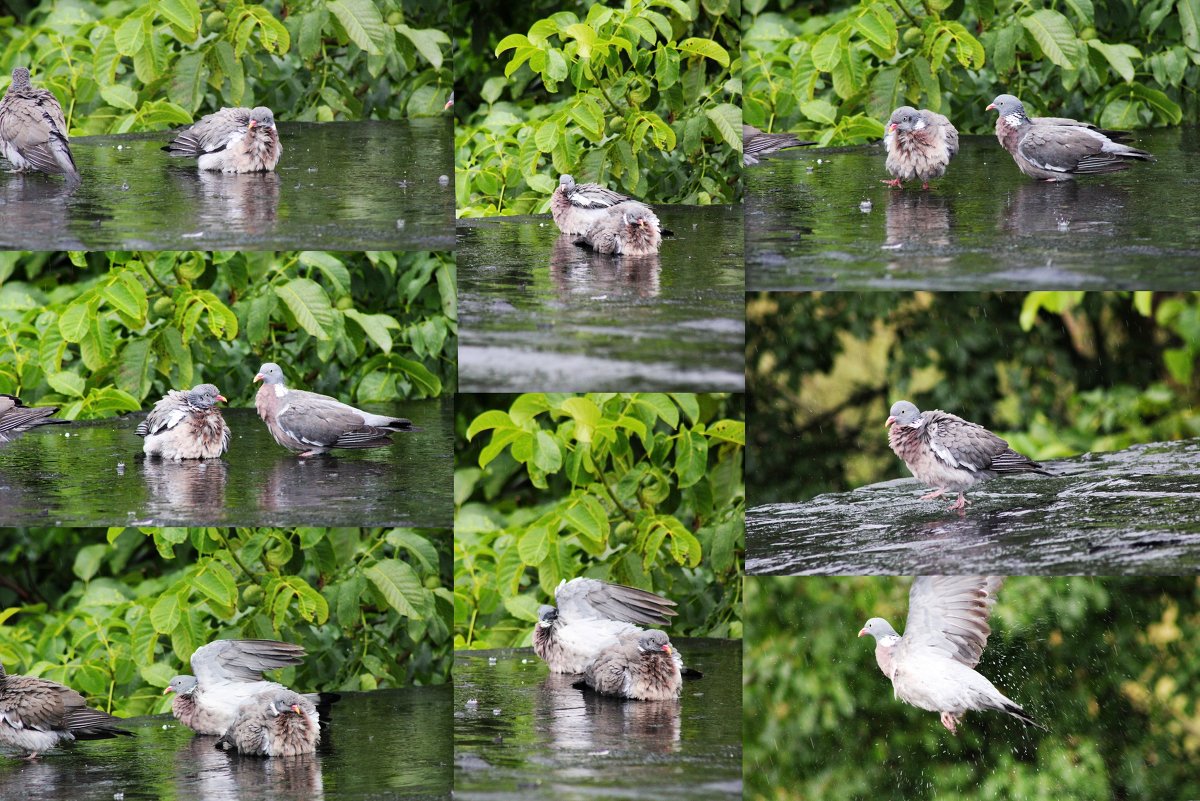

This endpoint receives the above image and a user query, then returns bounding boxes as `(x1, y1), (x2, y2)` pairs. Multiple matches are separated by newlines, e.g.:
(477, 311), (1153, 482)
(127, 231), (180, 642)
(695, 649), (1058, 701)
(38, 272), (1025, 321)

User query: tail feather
(1002, 701), (1048, 731)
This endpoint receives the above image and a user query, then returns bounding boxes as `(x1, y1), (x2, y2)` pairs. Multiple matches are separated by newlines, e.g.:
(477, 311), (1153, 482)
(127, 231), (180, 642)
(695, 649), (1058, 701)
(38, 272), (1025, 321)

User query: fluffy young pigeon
(573, 202), (663, 257)
(742, 124), (815, 166)
(550, 174), (667, 238)
(0, 394), (66, 443)
(533, 578), (678, 674)
(859, 576), (1046, 735)
(578, 630), (682, 701)
(0, 660), (133, 758)
(886, 400), (1051, 510)
(986, 94), (1154, 181)
(882, 106), (959, 190)
(215, 689), (320, 757)
(0, 67), (79, 181)
(163, 106), (282, 173)
(136, 384), (230, 460)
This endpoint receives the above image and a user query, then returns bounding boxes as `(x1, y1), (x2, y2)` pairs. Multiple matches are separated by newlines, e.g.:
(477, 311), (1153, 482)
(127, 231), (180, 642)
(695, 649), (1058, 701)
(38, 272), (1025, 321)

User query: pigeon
(743, 124), (815, 166)
(858, 576), (1047, 735)
(882, 106), (959, 190)
(0, 68), (79, 181)
(573, 202), (662, 256)
(0, 659), (133, 758)
(986, 94), (1154, 181)
(163, 106), (282, 173)
(578, 630), (682, 701)
(253, 362), (417, 457)
(886, 400), (1051, 510)
(0, 394), (67, 443)
(163, 639), (309, 736)
(135, 384), (231, 460)
(532, 578), (677, 674)
(550, 174), (667, 238)
(214, 689), (319, 757)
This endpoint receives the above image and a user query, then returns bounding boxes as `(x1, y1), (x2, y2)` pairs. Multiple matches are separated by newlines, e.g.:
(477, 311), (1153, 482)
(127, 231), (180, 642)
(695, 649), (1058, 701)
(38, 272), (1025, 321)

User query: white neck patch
(913, 118), (926, 130)
(274, 384), (288, 398)
(1004, 112), (1023, 128)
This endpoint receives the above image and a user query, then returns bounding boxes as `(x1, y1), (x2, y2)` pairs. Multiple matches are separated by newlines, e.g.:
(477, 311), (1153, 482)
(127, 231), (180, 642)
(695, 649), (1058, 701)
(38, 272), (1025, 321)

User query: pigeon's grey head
(637, 630), (672, 655)
(622, 206), (652, 230)
(986, 94), (1027, 121)
(858, 617), (899, 642)
(189, 383), (227, 408)
(886, 400), (922, 429)
(536, 605), (558, 627)
(9, 68), (30, 89)
(248, 106), (276, 130)
(254, 363), (285, 385)
(886, 106), (925, 134)
(266, 691), (306, 717)
(164, 675), (199, 697)
(559, 174), (576, 191)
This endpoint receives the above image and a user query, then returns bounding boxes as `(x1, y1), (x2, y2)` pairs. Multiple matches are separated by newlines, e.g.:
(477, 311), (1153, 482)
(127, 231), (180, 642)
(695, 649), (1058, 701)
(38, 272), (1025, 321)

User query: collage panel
(452, 1), (745, 391)
(453, 392), (744, 798)
(745, 290), (1200, 575)
(0, 250), (454, 528)
(0, 526), (452, 800)
(743, 576), (1200, 801)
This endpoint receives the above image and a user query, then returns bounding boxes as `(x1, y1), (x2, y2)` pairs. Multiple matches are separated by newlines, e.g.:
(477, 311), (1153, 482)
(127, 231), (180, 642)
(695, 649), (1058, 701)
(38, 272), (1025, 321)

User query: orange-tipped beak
(885, 416), (896, 428)
(253, 373), (263, 383)
(662, 644), (672, 654)
(858, 628), (868, 637)
(163, 686), (174, 695)
(248, 119), (257, 129)
(217, 394), (227, 403)
(888, 122), (898, 132)
(291, 704), (302, 714)
(985, 103), (996, 111)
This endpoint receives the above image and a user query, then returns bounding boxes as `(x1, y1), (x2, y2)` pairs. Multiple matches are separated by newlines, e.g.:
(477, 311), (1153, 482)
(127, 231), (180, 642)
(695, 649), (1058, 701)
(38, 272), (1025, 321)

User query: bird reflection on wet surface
(0, 401), (452, 527)
(453, 641), (741, 800)
(0, 688), (450, 801)
(746, 127), (1200, 290)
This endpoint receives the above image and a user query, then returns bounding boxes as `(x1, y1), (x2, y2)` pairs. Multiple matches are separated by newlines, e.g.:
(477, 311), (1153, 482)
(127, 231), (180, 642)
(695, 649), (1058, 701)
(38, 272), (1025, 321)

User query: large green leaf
(274, 278), (335, 340)
(1020, 9), (1080, 69)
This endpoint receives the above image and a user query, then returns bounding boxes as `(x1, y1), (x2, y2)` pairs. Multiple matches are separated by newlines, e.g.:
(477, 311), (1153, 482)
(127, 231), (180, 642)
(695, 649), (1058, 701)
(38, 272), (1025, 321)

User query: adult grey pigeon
(573, 202), (662, 256)
(550, 174), (668, 238)
(0, 660), (133, 758)
(136, 384), (230, 460)
(883, 106), (959, 190)
(253, 362), (416, 457)
(986, 94), (1154, 181)
(743, 124), (815, 166)
(858, 576), (1046, 735)
(214, 689), (319, 757)
(163, 639), (308, 736)
(163, 106), (282, 173)
(886, 400), (1051, 510)
(532, 577), (677, 674)
(578, 630), (682, 701)
(0, 394), (66, 443)
(0, 68), (79, 181)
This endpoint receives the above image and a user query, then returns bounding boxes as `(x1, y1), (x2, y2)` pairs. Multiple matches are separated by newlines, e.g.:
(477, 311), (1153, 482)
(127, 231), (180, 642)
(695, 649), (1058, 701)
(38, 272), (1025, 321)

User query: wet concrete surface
(454, 639), (742, 801)
(746, 438), (1200, 575)
(0, 400), (453, 528)
(0, 120), (454, 251)
(0, 687), (451, 801)
(746, 127), (1200, 289)
(457, 207), (745, 392)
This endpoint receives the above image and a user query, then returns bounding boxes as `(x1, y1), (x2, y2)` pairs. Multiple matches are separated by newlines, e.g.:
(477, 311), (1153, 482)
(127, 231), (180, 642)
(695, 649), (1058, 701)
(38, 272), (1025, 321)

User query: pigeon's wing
(190, 639), (307, 684)
(554, 577), (678, 626)
(899, 576), (1004, 668)
(923, 410), (1009, 473)
(933, 113), (959, 158)
(1018, 125), (1132, 176)
(569, 182), (632, 209)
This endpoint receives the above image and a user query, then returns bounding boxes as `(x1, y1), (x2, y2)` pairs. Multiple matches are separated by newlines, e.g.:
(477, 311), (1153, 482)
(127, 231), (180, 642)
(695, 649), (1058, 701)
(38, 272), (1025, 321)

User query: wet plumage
(0, 660), (132, 758)
(136, 384), (230, 460)
(883, 106), (958, 190)
(0, 68), (79, 181)
(573, 202), (663, 256)
(215, 689), (319, 757)
(580, 630), (682, 701)
(164, 106), (281, 173)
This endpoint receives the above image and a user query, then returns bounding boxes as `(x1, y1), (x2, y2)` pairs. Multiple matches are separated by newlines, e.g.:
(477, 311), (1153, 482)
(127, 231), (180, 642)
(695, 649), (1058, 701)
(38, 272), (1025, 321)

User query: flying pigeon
(0, 393), (66, 443)
(0, 659), (133, 758)
(550, 174), (666, 237)
(573, 202), (662, 256)
(743, 124), (815, 166)
(136, 384), (231, 460)
(882, 106), (959, 190)
(886, 400), (1051, 510)
(858, 576), (1046, 735)
(578, 630), (682, 701)
(253, 362), (417, 457)
(0, 68), (79, 181)
(163, 639), (309, 736)
(533, 578), (678, 674)
(163, 106), (282, 173)
(986, 94), (1154, 181)
(214, 689), (319, 757)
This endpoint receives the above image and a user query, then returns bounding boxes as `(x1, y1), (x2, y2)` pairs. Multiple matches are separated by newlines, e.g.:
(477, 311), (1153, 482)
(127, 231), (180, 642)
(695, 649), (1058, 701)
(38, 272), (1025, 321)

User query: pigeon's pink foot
(919, 488), (947, 501)
(940, 712), (960, 735)
(881, 179), (903, 189)
(921, 181), (930, 190)
(948, 493), (970, 511)
(23, 752), (40, 760)
(298, 450), (323, 458)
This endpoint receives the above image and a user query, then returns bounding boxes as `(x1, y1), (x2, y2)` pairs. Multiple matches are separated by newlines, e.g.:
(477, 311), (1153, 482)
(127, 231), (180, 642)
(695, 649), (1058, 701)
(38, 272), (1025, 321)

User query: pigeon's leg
(919, 488), (947, 501)
(881, 178), (903, 189)
(921, 181), (930, 190)
(298, 450), (321, 458)
(939, 712), (960, 735)
(948, 492), (971, 511)
(23, 752), (40, 760)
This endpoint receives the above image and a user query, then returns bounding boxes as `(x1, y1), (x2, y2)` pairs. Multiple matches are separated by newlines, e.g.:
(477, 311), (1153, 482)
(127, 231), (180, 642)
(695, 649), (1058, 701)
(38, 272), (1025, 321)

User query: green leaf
(365, 559), (426, 617)
(811, 31), (843, 71)
(115, 14), (146, 56)
(117, 338), (155, 400)
(396, 24), (449, 69)
(46, 371), (85, 398)
(73, 544), (108, 582)
(854, 6), (897, 52)
(1088, 40), (1139, 83)
(103, 272), (148, 321)
(1020, 9), (1080, 69)
(274, 278), (335, 340)
(518, 526), (551, 565)
(343, 309), (396, 352)
(150, 593), (181, 634)
(1181, 0), (1200, 52)
(676, 37), (730, 68)
(158, 0), (201, 33)
(1126, 83), (1183, 125)
(100, 83), (139, 112)
(58, 300), (93, 342)
(467, 410), (517, 440)
(800, 98), (838, 126)
(562, 493), (608, 545)
(193, 560), (237, 608)
(328, 0), (386, 55)
(532, 430), (563, 473)
(705, 103), (741, 151)
(298, 251), (352, 296)
(675, 428), (709, 488)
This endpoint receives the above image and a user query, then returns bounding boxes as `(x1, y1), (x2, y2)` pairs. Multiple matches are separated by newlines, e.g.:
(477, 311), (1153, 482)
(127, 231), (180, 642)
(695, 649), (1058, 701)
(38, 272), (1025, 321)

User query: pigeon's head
(189, 383), (227, 408)
(637, 630), (672, 656)
(558, 174), (576, 192)
(536, 605), (558, 628)
(622, 206), (653, 232)
(9, 68), (30, 89)
(254, 362), (285, 385)
(266, 691), (307, 717)
(886, 106), (924, 135)
(885, 400), (922, 429)
(164, 675), (199, 697)
(248, 106), (276, 131)
(858, 617), (899, 642)
(986, 94), (1028, 122)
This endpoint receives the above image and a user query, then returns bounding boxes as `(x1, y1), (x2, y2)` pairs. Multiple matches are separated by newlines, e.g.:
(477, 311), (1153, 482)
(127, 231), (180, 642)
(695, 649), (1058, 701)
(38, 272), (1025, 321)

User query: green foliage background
(744, 0), (1194, 146)
(0, 250), (455, 420)
(454, 0), (742, 217)
(1, 0), (451, 133)
(744, 576), (1200, 801)
(454, 392), (744, 649)
(0, 527), (452, 718)
(747, 291), (1200, 505)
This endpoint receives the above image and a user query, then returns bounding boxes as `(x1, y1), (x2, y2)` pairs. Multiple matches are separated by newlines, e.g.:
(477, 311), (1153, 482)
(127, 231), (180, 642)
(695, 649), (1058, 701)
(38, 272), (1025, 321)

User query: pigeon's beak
(887, 122), (898, 133)
(885, 415), (896, 428)
(662, 644), (672, 655)
(291, 704), (302, 714)
(163, 686), (174, 695)
(248, 119), (257, 129)
(253, 373), (264, 383)
(217, 394), (227, 403)
(857, 628), (868, 638)
(985, 103), (996, 111)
